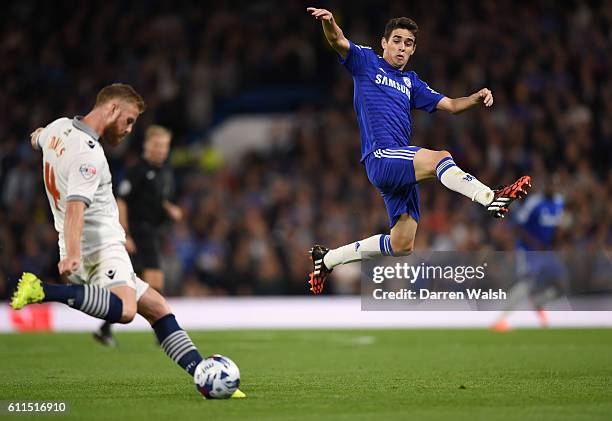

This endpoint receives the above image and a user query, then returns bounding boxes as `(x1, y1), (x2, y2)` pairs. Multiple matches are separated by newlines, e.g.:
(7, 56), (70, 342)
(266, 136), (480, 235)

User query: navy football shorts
(365, 146), (421, 228)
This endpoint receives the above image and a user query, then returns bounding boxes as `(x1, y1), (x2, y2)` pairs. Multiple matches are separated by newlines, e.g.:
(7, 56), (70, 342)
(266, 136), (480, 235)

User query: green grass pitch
(1, 328), (611, 420)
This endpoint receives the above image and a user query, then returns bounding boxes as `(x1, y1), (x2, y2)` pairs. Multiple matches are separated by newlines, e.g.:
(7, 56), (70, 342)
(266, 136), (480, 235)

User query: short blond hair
(144, 125), (172, 141)
(95, 83), (146, 113)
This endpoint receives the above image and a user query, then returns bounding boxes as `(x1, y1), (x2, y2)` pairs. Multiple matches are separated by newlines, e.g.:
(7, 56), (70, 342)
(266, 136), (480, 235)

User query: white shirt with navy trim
(37, 117), (126, 256)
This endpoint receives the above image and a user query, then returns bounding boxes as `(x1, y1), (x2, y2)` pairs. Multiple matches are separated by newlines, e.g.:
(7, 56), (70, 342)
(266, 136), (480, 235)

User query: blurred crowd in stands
(1, 0), (610, 297)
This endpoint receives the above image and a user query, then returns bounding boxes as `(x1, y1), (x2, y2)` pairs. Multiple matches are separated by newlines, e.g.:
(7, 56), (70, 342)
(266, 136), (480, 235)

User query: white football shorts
(63, 244), (149, 301)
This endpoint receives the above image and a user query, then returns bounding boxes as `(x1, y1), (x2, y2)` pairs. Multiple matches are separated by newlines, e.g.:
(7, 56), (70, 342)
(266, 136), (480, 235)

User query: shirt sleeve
(410, 72), (445, 113)
(65, 152), (104, 206)
(36, 120), (60, 150)
(36, 129), (47, 150)
(338, 40), (373, 75)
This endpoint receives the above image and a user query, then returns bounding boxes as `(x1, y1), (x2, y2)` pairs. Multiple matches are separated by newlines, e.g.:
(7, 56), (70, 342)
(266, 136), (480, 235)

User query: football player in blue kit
(306, 8), (532, 294)
(491, 180), (567, 330)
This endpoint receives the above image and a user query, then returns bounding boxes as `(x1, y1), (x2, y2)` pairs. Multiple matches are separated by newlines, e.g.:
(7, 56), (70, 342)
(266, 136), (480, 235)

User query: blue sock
(153, 314), (203, 376)
(379, 234), (395, 256)
(42, 283), (123, 323)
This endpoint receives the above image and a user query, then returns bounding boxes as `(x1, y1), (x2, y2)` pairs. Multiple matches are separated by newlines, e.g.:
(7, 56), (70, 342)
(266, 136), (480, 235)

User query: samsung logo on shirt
(375, 74), (411, 99)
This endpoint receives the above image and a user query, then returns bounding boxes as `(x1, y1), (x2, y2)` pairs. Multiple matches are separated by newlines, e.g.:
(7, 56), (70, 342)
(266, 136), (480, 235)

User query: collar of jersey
(72, 116), (100, 142)
(378, 56), (409, 75)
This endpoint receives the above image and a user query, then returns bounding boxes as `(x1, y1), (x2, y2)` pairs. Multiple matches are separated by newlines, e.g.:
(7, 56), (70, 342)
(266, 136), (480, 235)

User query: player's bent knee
(119, 304), (137, 324)
(109, 285), (138, 324)
(416, 149), (454, 180)
(432, 150), (452, 169)
(394, 243), (414, 255)
(390, 237), (414, 256)
(438, 150), (452, 160)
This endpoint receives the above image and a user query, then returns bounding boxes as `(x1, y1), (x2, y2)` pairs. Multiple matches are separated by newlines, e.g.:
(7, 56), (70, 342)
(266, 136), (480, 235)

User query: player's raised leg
(309, 147), (423, 294)
(93, 284), (139, 347)
(136, 283), (245, 398)
(94, 270), (165, 347)
(309, 214), (418, 294)
(309, 233), (399, 294)
(413, 148), (531, 218)
(414, 148), (495, 204)
(389, 213), (418, 256)
(11, 273), (135, 324)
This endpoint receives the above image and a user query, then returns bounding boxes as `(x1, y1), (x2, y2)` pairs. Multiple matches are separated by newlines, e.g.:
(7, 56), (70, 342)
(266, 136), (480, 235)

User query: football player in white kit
(11, 83), (244, 398)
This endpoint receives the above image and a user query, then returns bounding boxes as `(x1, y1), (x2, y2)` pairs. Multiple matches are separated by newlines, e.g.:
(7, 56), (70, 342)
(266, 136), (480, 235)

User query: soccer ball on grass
(194, 354), (240, 399)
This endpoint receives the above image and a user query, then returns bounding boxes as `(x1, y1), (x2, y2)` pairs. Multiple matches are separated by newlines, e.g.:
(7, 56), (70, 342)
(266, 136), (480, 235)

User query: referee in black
(94, 125), (183, 347)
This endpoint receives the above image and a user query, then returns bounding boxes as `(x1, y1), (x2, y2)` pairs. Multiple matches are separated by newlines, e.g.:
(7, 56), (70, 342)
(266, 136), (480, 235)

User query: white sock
(435, 157), (494, 206)
(323, 234), (391, 270)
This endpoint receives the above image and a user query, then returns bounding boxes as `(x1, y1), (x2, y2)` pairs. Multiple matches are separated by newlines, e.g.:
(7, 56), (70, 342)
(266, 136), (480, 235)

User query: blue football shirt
(514, 193), (565, 251)
(339, 40), (445, 162)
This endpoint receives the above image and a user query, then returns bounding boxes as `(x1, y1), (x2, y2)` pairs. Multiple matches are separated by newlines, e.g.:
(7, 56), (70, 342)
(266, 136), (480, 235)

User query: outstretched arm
(30, 127), (44, 150)
(59, 201), (85, 276)
(163, 200), (183, 222)
(437, 88), (494, 114)
(307, 7), (350, 59)
(117, 198), (137, 253)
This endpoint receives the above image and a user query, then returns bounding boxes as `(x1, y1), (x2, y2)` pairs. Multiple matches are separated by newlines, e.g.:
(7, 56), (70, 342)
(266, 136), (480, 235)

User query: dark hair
(383, 17), (419, 41)
(95, 83), (146, 113)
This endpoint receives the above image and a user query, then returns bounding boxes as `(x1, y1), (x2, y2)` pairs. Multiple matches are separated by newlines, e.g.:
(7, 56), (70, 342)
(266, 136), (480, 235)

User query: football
(194, 354), (241, 399)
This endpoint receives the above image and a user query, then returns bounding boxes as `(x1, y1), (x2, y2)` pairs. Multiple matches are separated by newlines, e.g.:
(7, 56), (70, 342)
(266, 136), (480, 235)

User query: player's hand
(30, 127), (44, 150)
(474, 88), (494, 107)
(307, 7), (333, 21)
(125, 235), (137, 254)
(165, 203), (183, 222)
(58, 255), (80, 277)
